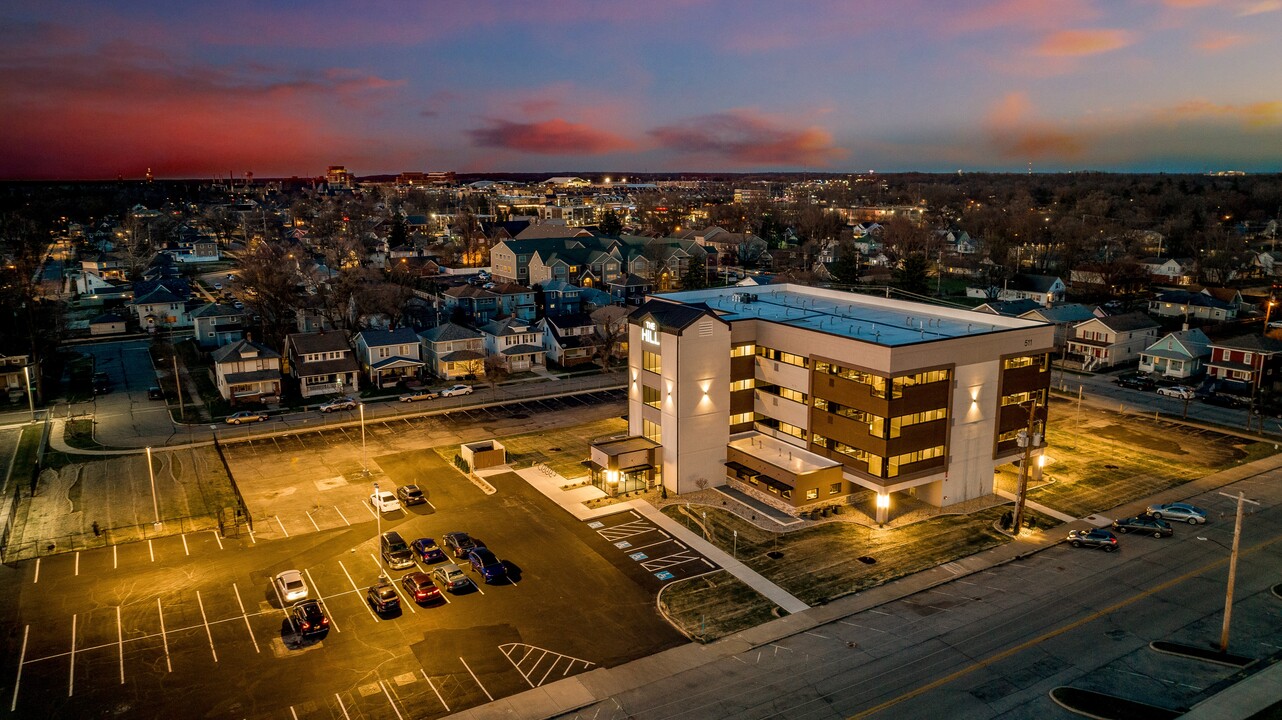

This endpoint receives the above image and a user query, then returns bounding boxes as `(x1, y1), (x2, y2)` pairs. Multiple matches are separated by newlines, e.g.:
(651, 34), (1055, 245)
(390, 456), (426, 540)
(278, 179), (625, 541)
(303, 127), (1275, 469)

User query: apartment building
(597, 284), (1053, 519)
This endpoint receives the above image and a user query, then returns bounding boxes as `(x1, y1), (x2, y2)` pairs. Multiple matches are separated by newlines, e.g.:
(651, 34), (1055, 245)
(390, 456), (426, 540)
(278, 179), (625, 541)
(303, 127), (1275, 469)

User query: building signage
(641, 319), (660, 346)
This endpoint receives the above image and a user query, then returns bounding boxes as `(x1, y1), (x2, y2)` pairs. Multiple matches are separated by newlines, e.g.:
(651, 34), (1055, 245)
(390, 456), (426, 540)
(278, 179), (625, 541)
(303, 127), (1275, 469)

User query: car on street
(370, 490), (402, 514)
(1269, 320), (1282, 329)
(214, 282), (223, 290)
(1114, 374), (1156, 391)
(92, 372), (111, 394)
(466, 547), (508, 583)
(431, 563), (470, 592)
(147, 386), (165, 401)
(439, 384), (474, 397)
(289, 599), (330, 637)
(1067, 528), (1119, 551)
(1202, 393), (1247, 408)
(274, 569), (309, 603)
(401, 572), (443, 603)
(226, 410), (268, 424)
(233, 301), (244, 309)
(319, 396), (359, 413)
(443, 531), (479, 558)
(366, 582), (400, 613)
(1146, 502), (1208, 524)
(1156, 386), (1196, 400)
(398, 389), (439, 402)
(1111, 514), (1174, 537)
(380, 530), (415, 569)
(397, 484), (427, 505)
(411, 537), (446, 563)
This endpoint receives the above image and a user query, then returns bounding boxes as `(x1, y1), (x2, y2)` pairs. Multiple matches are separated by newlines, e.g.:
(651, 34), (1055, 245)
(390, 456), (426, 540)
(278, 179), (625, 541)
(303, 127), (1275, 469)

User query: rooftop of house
(355, 327), (419, 346)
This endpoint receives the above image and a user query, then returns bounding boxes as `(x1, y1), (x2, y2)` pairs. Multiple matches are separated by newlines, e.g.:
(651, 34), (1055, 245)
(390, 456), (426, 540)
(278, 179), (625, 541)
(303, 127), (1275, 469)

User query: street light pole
(146, 446), (161, 529)
(23, 364), (35, 422)
(374, 480), (386, 581)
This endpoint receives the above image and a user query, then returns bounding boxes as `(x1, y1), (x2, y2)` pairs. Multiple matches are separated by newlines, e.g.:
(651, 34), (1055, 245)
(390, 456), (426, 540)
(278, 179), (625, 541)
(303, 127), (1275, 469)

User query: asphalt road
(74, 338), (176, 445)
(562, 475), (1282, 720)
(1056, 369), (1270, 432)
(0, 452), (686, 719)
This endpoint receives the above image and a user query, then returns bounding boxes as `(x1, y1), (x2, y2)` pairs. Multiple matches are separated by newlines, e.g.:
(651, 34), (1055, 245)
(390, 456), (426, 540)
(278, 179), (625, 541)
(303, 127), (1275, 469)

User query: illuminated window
(729, 378), (755, 392)
(756, 383), (808, 404)
(730, 344), (756, 358)
(642, 350), (661, 374)
(886, 445), (945, 477)
(888, 407), (948, 437)
(815, 361), (888, 396)
(642, 384), (661, 409)
(805, 488), (818, 500)
(1003, 354), (1048, 371)
(828, 482), (842, 495)
(1001, 390), (1046, 407)
(729, 412), (753, 425)
(756, 345), (809, 368)
(642, 418), (662, 444)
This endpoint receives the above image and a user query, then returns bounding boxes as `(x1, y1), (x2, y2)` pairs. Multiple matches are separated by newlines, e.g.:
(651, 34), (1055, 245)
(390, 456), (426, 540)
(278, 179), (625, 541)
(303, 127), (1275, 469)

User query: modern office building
(592, 284), (1054, 520)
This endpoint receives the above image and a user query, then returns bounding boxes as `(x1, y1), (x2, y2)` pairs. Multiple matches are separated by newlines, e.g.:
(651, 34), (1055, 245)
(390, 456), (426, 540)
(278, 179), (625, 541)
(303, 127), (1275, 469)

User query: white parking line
(334, 693), (352, 720)
(306, 511), (320, 532)
(195, 591), (218, 662)
(156, 598), (172, 671)
(289, 707), (299, 720)
(422, 670), (449, 712)
(116, 606), (125, 684)
(182, 534), (189, 556)
(148, 539), (155, 562)
(338, 561), (379, 621)
(247, 526), (256, 544)
(470, 578), (485, 595)
(459, 656), (493, 701)
(10, 624), (27, 711)
(275, 515), (289, 537)
(628, 538), (681, 552)
(370, 554), (415, 613)
(211, 530), (223, 550)
(303, 569), (340, 633)
(68, 613), (76, 696)
(426, 500), (437, 511)
(378, 681), (406, 720)
(334, 505), (350, 526)
(74, 551), (79, 576)
(363, 501), (378, 520)
(232, 583), (260, 653)
(113, 545), (118, 568)
(33, 558), (39, 584)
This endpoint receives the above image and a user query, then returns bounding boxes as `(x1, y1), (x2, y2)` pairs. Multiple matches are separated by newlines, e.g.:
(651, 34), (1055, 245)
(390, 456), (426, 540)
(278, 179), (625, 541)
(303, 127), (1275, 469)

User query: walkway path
(994, 488), (1078, 523)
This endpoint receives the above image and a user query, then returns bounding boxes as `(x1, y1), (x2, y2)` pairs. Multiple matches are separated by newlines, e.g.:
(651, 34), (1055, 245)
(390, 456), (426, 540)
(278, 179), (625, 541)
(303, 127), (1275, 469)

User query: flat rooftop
(657, 284), (1047, 347)
(729, 431), (840, 475)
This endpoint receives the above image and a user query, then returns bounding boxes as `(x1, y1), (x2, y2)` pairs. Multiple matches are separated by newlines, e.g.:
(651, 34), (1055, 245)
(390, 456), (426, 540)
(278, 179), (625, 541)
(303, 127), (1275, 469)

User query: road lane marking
(334, 505), (350, 526)
(306, 511), (320, 532)
(335, 693), (351, 720)
(378, 681), (406, 720)
(303, 569), (339, 633)
(33, 558), (39, 584)
(157, 599), (172, 671)
(459, 656), (493, 701)
(422, 670), (449, 712)
(182, 534), (189, 556)
(148, 539), (155, 562)
(232, 583), (260, 653)
(338, 560), (379, 621)
(10, 625), (27, 711)
(805, 631), (830, 640)
(68, 613), (76, 696)
(116, 606), (125, 684)
(212, 530), (223, 550)
(195, 591), (218, 662)
(275, 515), (289, 537)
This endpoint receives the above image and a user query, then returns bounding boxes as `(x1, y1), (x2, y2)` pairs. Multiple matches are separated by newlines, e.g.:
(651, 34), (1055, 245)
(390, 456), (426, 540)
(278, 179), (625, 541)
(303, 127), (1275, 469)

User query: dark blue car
(411, 537), (446, 563)
(467, 547), (507, 583)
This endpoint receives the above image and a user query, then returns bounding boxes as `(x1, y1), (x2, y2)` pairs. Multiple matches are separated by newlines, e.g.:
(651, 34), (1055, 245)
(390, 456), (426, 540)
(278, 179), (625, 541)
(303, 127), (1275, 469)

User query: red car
(401, 572), (442, 603)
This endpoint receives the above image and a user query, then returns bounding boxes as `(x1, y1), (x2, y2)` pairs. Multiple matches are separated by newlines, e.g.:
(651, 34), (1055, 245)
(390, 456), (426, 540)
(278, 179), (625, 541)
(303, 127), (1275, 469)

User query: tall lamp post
(373, 481), (386, 581)
(146, 446), (161, 530)
(23, 364), (35, 422)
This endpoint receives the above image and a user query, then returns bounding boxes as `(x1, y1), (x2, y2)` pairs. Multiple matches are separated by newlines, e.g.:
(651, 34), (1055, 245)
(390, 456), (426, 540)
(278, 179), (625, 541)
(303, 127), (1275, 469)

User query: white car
(1156, 386), (1196, 400)
(439, 384), (473, 397)
(214, 282), (223, 290)
(274, 569), (309, 603)
(370, 490), (401, 513)
(319, 396), (359, 413)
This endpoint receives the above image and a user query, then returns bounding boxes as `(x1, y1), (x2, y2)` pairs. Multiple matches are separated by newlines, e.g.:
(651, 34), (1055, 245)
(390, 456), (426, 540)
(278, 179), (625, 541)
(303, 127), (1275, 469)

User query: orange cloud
(1195, 32), (1250, 52)
(1036, 28), (1133, 56)
(1168, 99), (1282, 126)
(984, 91), (1084, 160)
(1163, 0), (1220, 6)
(951, 0), (1099, 33)
(1238, 0), (1282, 15)
(649, 110), (847, 167)
(467, 118), (635, 155)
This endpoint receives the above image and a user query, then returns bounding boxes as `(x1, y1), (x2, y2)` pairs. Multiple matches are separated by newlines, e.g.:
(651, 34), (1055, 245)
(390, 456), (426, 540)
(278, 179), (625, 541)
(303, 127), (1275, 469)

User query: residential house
(973, 299), (1042, 317)
(579, 286), (618, 311)
(283, 331), (360, 398)
(491, 283), (537, 320)
(212, 339), (282, 404)
(1148, 290), (1237, 322)
(354, 327), (424, 388)
(1206, 335), (1282, 396)
(538, 279), (582, 317)
(1018, 304), (1099, 353)
(0, 352), (34, 402)
(1139, 257), (1196, 285)
(539, 313), (599, 368)
(190, 303), (247, 349)
(419, 322), (486, 380)
(131, 284), (194, 330)
(1066, 312), (1161, 370)
(966, 274), (1066, 307)
(479, 317), (545, 373)
(1139, 329), (1211, 379)
(1200, 286), (1252, 314)
(89, 312), (127, 336)
(606, 274), (650, 305)
(441, 284), (500, 323)
(80, 253), (126, 280)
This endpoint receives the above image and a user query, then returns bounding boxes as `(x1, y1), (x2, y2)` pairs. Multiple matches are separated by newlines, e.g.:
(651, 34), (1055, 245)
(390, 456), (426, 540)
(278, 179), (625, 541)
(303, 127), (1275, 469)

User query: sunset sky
(3, 0), (1281, 179)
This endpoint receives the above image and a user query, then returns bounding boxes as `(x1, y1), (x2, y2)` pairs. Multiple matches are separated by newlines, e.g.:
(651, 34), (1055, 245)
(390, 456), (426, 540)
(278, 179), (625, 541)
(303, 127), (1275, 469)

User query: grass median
(659, 570), (780, 642)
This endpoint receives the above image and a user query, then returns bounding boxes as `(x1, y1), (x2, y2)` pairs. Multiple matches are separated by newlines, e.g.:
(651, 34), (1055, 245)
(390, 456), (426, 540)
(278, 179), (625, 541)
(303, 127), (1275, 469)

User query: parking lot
(588, 510), (719, 586)
(0, 432), (687, 719)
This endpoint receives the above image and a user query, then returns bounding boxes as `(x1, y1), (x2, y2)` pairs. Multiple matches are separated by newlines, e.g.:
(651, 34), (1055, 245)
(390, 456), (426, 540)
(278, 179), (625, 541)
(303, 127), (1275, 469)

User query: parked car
(1067, 528), (1119, 551)
(289, 599), (330, 637)
(370, 490), (402, 514)
(1111, 514), (1174, 537)
(147, 386), (165, 401)
(274, 569), (309, 603)
(398, 389), (438, 403)
(1146, 502), (1208, 524)
(397, 484), (427, 505)
(466, 547), (508, 583)
(443, 531), (478, 558)
(380, 531), (415, 570)
(411, 537), (446, 563)
(401, 572), (443, 603)
(439, 384), (474, 397)
(92, 372), (111, 394)
(1156, 386), (1196, 400)
(431, 563), (470, 592)
(214, 282), (223, 290)
(226, 410), (268, 425)
(1202, 393), (1247, 408)
(366, 582), (400, 613)
(319, 396), (358, 413)
(1114, 374), (1156, 391)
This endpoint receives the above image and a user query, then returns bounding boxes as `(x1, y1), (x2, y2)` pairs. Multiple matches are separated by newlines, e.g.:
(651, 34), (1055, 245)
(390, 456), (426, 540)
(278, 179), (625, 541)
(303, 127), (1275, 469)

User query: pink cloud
(984, 92), (1084, 160)
(649, 110), (846, 167)
(467, 118), (635, 155)
(1195, 31), (1251, 52)
(1168, 99), (1282, 125)
(1036, 28), (1133, 56)
(950, 0), (1100, 33)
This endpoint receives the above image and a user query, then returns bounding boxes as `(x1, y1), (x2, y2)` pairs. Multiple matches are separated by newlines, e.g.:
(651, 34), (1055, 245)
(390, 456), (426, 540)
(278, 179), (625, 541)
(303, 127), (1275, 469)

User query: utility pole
(1216, 490), (1258, 652)
(1011, 399), (1041, 534)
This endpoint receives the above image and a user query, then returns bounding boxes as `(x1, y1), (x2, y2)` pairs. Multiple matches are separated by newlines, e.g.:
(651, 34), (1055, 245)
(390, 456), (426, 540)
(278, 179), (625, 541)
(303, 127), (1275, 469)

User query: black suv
(380, 531), (415, 570)
(289, 599), (330, 637)
(1114, 374), (1156, 390)
(443, 531), (478, 558)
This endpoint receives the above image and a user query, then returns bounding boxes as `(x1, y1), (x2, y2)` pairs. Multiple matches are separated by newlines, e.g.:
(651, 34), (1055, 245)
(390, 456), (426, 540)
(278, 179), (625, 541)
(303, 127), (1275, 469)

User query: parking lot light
(147, 446), (161, 530)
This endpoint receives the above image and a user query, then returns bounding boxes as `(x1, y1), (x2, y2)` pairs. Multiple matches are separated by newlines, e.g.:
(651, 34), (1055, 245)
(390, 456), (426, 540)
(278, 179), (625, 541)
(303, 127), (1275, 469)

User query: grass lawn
(63, 419), (105, 451)
(434, 416), (627, 478)
(1017, 401), (1277, 518)
(9, 425), (43, 488)
(659, 570), (779, 642)
(663, 505), (1020, 606)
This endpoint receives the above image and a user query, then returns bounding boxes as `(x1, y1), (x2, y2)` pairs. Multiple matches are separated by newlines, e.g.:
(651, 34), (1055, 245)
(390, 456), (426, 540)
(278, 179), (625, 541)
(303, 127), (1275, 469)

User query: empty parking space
(587, 510), (718, 585)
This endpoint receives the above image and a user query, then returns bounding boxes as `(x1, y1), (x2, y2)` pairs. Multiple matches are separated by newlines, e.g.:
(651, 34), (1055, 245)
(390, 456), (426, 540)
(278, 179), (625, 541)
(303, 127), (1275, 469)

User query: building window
(1001, 390), (1046, 407)
(892, 369), (951, 395)
(814, 397), (885, 436)
(888, 408), (948, 438)
(756, 383), (807, 404)
(730, 378), (754, 392)
(814, 361), (888, 397)
(730, 344), (755, 358)
(642, 384), (661, 409)
(1003, 354), (1048, 371)
(756, 345), (809, 368)
(829, 482), (842, 495)
(729, 412), (754, 425)
(642, 350), (661, 374)
(642, 418), (662, 444)
(887, 445), (945, 477)
(805, 488), (819, 500)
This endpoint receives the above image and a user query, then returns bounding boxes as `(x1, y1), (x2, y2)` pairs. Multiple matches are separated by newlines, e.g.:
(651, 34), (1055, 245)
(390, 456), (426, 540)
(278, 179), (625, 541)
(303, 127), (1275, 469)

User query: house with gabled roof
(131, 284), (195, 330)
(212, 339), (281, 404)
(538, 279), (582, 317)
(479, 317), (545, 373)
(190, 303), (247, 349)
(1206, 334), (1282, 395)
(966, 274), (1065, 307)
(1019, 303), (1099, 352)
(419, 322), (486, 380)
(1148, 290), (1237, 322)
(974, 299), (1042, 317)
(441, 284), (500, 323)
(354, 327), (424, 388)
(539, 313), (599, 368)
(1139, 257), (1196, 285)
(1066, 312), (1161, 371)
(1139, 329), (1211, 379)
(283, 331), (359, 398)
